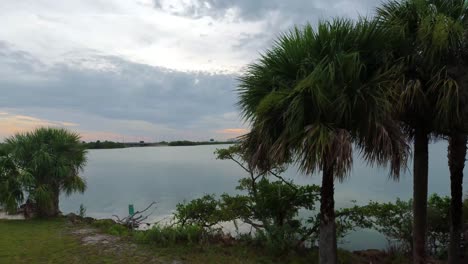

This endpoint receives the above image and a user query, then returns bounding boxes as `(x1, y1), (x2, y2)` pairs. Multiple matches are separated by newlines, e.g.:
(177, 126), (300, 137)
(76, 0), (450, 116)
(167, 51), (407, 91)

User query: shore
(0, 215), (440, 264)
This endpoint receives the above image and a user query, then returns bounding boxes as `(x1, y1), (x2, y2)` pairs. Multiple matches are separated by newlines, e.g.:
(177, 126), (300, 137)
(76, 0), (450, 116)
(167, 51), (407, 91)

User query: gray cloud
(0, 42), (242, 138)
(153, 0), (381, 22)
(0, 0), (386, 140)
(153, 0), (383, 68)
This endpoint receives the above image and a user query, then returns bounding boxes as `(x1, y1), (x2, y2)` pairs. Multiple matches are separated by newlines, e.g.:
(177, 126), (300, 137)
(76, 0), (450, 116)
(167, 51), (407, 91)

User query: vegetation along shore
(82, 140), (236, 149)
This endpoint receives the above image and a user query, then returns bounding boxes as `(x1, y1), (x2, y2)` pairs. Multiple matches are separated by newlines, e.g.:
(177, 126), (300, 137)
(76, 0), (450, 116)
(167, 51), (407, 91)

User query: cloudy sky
(0, 0), (379, 142)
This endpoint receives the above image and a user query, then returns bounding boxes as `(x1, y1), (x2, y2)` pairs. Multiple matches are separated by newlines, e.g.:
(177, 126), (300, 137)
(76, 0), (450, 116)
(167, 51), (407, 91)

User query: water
(60, 143), (468, 251)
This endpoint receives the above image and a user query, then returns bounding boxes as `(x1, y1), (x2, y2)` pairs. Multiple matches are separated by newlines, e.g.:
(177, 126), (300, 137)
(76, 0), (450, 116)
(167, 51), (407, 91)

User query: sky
(0, 0), (380, 142)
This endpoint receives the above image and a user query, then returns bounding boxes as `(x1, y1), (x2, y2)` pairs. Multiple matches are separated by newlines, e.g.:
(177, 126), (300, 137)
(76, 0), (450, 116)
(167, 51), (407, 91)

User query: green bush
(93, 219), (117, 229)
(107, 224), (129, 236)
(175, 195), (224, 228)
(364, 193), (464, 258)
(135, 225), (204, 247)
(93, 219), (128, 236)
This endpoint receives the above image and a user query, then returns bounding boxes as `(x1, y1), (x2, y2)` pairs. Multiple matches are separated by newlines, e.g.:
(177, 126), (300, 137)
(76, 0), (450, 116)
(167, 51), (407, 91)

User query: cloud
(0, 0), (383, 141)
(0, 113), (79, 138)
(0, 42), (246, 141)
(0, 0), (381, 73)
(0, 0), (270, 73)
(216, 128), (249, 135)
(153, 0), (381, 24)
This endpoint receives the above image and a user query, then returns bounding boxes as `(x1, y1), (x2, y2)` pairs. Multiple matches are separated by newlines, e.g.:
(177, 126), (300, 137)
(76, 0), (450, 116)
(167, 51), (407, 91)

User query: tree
(0, 145), (31, 213)
(377, 1), (468, 262)
(3, 127), (87, 217)
(237, 19), (407, 264)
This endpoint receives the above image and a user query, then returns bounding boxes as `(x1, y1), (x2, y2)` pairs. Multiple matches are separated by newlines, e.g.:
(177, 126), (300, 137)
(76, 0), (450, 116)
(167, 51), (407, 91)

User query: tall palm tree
(5, 127), (87, 217)
(238, 19), (407, 264)
(377, 1), (468, 262)
(447, 133), (467, 263)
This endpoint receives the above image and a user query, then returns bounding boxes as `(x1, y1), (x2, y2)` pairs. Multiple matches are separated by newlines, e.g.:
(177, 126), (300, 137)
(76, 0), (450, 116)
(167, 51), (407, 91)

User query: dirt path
(69, 226), (182, 264)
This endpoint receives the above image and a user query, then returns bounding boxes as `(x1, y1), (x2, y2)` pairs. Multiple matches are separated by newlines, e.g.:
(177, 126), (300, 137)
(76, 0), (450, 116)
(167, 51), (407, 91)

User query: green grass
(0, 219), (317, 264)
(0, 219), (395, 264)
(0, 219), (153, 264)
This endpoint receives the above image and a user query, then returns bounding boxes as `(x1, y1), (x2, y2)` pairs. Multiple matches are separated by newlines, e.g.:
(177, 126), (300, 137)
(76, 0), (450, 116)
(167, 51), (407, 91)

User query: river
(60, 143), (468, 250)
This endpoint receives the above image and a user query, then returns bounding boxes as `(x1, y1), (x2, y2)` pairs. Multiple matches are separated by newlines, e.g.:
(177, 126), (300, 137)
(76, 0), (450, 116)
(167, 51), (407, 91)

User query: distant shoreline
(83, 140), (236, 149)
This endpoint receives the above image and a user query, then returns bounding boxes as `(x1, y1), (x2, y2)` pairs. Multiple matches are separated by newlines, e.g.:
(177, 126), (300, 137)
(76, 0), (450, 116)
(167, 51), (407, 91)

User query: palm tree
(447, 134), (467, 263)
(5, 127), (87, 217)
(0, 144), (30, 213)
(238, 19), (407, 264)
(377, 1), (468, 262)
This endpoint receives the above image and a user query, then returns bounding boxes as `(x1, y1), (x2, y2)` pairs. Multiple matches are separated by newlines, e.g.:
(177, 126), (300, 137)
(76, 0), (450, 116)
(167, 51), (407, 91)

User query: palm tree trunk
(52, 187), (60, 216)
(448, 133), (467, 264)
(38, 186), (60, 218)
(319, 165), (337, 264)
(413, 128), (429, 264)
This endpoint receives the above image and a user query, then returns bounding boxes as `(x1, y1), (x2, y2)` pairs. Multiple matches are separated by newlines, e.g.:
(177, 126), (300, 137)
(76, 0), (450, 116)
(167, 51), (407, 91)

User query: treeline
(81, 140), (235, 149)
(83, 140), (126, 149)
(167, 140), (235, 146)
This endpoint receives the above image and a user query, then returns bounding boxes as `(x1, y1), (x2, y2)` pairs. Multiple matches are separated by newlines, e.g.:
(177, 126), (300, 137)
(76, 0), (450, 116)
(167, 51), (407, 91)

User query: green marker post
(128, 204), (135, 216)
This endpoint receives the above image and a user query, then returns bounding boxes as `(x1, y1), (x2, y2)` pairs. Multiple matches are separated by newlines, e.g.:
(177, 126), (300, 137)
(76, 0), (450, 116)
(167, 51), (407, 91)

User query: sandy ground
(0, 212), (25, 220)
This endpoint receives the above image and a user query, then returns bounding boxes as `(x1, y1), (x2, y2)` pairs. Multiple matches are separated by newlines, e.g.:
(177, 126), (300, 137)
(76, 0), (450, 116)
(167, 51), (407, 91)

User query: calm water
(60, 143), (468, 250)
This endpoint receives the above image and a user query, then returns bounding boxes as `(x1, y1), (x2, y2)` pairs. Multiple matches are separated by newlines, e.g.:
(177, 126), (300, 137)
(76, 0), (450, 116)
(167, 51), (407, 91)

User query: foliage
(0, 128), (87, 217)
(83, 140), (125, 149)
(172, 146), (468, 258)
(464, 195), (468, 223)
(167, 141), (234, 146)
(175, 195), (226, 228)
(364, 194), (464, 258)
(134, 225), (204, 247)
(92, 219), (129, 236)
(107, 224), (129, 236)
(236, 15), (408, 263)
(92, 219), (118, 229)
(365, 198), (413, 252)
(0, 146), (32, 213)
(377, 0), (468, 133)
(238, 18), (407, 182)
(78, 204), (86, 218)
(377, 1), (468, 262)
(172, 146), (378, 253)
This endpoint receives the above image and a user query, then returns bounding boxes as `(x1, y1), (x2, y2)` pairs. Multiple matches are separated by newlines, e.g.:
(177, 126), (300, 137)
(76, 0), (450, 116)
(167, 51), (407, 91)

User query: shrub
(135, 225), (204, 247)
(365, 193), (460, 258)
(175, 195), (224, 228)
(107, 224), (129, 236)
(93, 219), (128, 236)
(78, 204), (86, 218)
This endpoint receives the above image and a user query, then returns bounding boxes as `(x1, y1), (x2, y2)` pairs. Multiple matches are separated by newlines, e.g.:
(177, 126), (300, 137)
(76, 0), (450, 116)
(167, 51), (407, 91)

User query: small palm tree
(238, 19), (407, 264)
(0, 145), (30, 213)
(377, 1), (468, 262)
(4, 127), (87, 217)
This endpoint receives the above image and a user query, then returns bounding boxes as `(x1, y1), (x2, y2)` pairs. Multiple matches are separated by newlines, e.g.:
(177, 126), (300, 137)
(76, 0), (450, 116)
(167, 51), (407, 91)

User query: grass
(0, 219), (154, 264)
(0, 219), (317, 264)
(0, 218), (401, 264)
